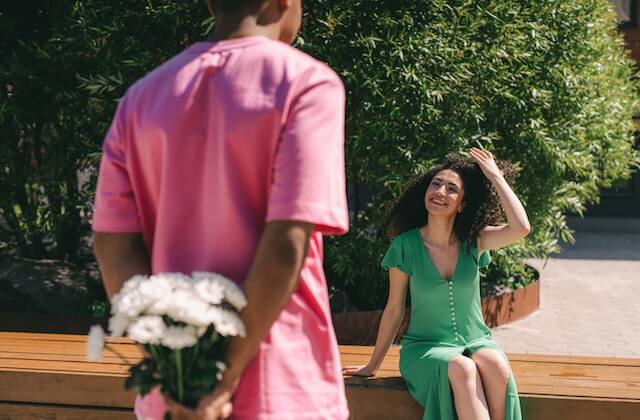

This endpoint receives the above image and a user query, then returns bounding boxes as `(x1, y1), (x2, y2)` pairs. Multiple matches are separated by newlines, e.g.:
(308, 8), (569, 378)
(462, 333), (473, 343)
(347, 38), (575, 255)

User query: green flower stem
(176, 350), (184, 403)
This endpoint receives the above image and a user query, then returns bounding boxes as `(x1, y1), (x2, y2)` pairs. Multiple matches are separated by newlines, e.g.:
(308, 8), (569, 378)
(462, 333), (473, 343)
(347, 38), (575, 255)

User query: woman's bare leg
(448, 355), (490, 420)
(471, 349), (511, 420)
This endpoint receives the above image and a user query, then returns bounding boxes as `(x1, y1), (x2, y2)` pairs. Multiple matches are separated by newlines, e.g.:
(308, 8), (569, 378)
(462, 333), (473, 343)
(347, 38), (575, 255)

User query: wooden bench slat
(0, 340), (140, 357)
(508, 353), (640, 367)
(342, 346), (640, 367)
(0, 331), (132, 344)
(0, 358), (132, 375)
(517, 383), (639, 399)
(2, 331), (640, 420)
(0, 351), (138, 365)
(0, 351), (138, 364)
(339, 346), (640, 400)
(512, 360), (640, 381)
(0, 370), (136, 408)
(0, 402), (134, 420)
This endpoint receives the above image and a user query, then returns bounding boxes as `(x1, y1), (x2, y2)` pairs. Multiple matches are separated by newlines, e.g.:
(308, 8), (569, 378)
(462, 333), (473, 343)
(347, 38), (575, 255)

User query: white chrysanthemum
(192, 272), (247, 311)
(223, 285), (248, 311)
(110, 289), (153, 318)
(112, 273), (193, 318)
(207, 307), (246, 337)
(161, 325), (198, 350)
(111, 275), (158, 317)
(152, 272), (191, 290)
(145, 294), (174, 316)
(196, 325), (209, 337)
(192, 278), (225, 305)
(127, 315), (166, 344)
(120, 275), (146, 294)
(87, 325), (105, 362)
(215, 361), (227, 380)
(108, 312), (130, 338)
(164, 290), (214, 326)
(138, 275), (175, 302)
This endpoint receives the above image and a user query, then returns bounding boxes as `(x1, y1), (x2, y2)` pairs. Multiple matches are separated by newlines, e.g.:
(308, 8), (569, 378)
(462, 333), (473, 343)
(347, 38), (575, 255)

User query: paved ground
(491, 227), (640, 358)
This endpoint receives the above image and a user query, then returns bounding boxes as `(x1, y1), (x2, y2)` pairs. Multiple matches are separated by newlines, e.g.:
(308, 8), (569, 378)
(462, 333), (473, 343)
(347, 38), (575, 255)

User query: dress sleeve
(479, 250), (492, 268)
(381, 234), (413, 276)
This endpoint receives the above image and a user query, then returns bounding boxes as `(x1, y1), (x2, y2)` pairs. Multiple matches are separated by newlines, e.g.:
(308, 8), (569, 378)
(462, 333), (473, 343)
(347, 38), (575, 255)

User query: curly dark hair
(384, 153), (516, 248)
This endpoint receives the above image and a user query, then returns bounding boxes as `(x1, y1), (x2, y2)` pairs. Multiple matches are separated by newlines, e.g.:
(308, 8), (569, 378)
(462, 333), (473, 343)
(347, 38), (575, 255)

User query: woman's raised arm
(470, 148), (531, 253)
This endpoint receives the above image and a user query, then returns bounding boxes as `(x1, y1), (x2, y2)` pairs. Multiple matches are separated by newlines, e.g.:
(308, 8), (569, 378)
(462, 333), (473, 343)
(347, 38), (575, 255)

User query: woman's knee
(472, 350), (510, 382)
(448, 355), (477, 386)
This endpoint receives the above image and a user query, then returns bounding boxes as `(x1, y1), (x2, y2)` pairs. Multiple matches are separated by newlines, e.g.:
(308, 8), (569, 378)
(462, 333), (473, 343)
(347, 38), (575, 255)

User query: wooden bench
(1, 332), (639, 419)
(342, 346), (640, 420)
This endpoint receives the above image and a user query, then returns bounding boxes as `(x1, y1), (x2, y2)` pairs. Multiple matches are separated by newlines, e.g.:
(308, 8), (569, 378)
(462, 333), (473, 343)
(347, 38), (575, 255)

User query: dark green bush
(0, 0), (209, 259)
(299, 0), (640, 309)
(1, 1), (637, 311)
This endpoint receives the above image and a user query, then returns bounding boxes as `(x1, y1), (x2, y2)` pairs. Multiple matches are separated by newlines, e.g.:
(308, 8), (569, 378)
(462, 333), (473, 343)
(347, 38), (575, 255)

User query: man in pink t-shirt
(92, 1), (349, 419)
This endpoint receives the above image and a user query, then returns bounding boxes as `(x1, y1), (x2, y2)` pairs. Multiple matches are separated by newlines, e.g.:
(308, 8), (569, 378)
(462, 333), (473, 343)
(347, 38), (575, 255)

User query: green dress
(381, 228), (522, 420)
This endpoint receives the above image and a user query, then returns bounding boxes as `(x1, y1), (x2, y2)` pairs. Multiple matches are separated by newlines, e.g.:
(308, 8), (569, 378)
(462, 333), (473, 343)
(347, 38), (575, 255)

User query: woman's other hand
(342, 364), (377, 377)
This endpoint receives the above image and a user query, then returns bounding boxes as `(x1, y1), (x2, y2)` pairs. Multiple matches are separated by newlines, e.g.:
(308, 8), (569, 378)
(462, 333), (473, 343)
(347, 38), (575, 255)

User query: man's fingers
(164, 395), (178, 409)
(164, 395), (198, 420)
(197, 401), (230, 419)
(221, 402), (233, 419)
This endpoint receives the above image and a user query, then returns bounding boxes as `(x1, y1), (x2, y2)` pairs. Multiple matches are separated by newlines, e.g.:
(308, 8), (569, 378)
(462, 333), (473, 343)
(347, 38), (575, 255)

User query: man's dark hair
(210, 0), (263, 14)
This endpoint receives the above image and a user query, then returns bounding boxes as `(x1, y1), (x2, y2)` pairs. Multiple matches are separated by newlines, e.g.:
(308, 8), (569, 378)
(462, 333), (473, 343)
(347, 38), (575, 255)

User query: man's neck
(209, 15), (280, 42)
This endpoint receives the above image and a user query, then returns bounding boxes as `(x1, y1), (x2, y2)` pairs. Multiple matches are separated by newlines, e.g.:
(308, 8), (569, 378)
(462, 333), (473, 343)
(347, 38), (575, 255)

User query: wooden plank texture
(339, 345), (640, 400)
(2, 332), (640, 419)
(0, 402), (133, 420)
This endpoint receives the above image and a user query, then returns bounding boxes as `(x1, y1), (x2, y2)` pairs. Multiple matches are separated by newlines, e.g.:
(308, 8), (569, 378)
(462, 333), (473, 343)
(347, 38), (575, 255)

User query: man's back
(93, 36), (349, 419)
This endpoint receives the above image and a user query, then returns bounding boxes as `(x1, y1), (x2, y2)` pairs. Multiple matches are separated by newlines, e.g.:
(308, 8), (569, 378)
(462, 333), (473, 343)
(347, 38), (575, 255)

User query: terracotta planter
(332, 309), (409, 346)
(481, 279), (540, 328)
(333, 279), (540, 345)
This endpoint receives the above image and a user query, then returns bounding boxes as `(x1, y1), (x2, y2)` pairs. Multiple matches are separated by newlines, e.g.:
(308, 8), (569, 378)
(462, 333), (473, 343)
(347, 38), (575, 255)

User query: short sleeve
(381, 235), (413, 276)
(92, 95), (142, 233)
(265, 69), (348, 235)
(479, 250), (492, 268)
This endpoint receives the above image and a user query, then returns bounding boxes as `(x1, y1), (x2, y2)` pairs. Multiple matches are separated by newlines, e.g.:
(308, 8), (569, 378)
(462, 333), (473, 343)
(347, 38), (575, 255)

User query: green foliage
(0, 0), (210, 259)
(1, 1), (638, 311)
(299, 0), (640, 309)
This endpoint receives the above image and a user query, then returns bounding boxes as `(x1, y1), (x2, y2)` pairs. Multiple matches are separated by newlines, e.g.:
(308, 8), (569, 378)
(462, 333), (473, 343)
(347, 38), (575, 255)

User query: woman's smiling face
(424, 169), (465, 217)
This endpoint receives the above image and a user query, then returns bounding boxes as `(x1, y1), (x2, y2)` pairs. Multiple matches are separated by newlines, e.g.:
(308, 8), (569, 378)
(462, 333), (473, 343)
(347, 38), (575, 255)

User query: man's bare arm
(93, 232), (151, 299)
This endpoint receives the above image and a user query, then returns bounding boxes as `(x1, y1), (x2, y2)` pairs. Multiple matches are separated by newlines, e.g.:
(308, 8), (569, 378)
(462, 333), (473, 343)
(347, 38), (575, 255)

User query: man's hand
(196, 382), (235, 419)
(164, 395), (199, 420)
(163, 372), (236, 420)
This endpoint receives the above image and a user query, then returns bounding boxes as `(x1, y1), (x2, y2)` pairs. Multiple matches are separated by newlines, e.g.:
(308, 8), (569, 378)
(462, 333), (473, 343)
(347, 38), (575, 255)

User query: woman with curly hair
(343, 148), (529, 420)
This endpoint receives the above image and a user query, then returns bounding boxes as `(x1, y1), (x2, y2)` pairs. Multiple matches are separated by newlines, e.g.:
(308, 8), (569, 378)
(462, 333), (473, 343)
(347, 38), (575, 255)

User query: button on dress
(381, 228), (522, 420)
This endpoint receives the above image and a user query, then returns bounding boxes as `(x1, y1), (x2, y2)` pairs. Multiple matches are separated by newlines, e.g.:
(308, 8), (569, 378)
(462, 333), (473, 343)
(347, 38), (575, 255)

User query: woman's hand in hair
(470, 147), (503, 180)
(473, 148), (531, 252)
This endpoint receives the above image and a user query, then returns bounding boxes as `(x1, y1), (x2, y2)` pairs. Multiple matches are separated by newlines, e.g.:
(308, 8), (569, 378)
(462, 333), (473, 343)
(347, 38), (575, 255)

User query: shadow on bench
(1, 333), (639, 419)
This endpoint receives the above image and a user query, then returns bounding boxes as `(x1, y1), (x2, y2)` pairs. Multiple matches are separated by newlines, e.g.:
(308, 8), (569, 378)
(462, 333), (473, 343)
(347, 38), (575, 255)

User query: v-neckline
(416, 228), (462, 283)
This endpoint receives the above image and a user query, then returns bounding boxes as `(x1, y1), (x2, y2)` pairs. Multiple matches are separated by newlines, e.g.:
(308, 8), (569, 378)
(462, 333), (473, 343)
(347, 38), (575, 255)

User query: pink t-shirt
(93, 36), (349, 420)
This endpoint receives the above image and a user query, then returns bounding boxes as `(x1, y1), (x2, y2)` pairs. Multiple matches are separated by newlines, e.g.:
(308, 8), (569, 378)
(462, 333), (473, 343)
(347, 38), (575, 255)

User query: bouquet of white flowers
(87, 272), (247, 413)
